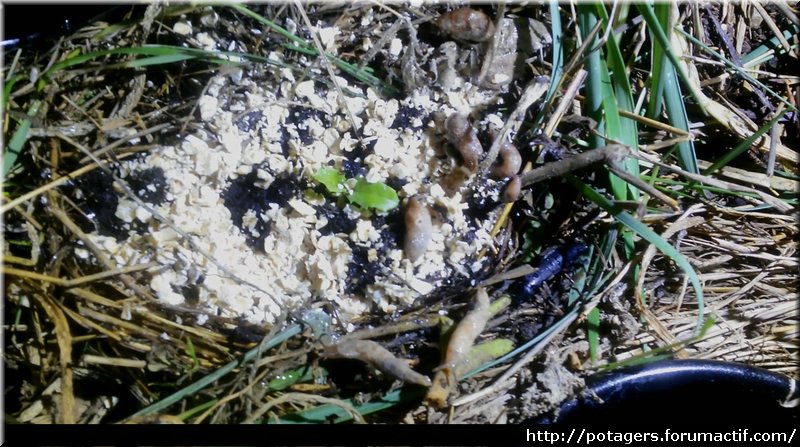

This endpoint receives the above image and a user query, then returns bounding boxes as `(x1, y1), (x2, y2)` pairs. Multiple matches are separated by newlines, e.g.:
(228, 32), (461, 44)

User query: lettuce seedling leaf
(313, 167), (346, 195)
(350, 178), (399, 212)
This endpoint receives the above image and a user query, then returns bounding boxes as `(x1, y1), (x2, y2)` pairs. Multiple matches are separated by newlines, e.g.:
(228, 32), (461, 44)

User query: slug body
(502, 174), (521, 203)
(426, 288), (491, 408)
(445, 114), (484, 172)
(442, 287), (491, 371)
(445, 113), (470, 145)
(512, 243), (588, 300)
(490, 141), (522, 179)
(325, 339), (432, 387)
(404, 196), (433, 262)
(437, 7), (496, 43)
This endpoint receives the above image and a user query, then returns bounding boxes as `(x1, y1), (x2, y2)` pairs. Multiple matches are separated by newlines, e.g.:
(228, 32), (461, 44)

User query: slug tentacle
(445, 113), (470, 146)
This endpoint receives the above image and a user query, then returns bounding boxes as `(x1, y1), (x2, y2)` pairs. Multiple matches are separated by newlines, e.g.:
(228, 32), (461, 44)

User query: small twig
(543, 69), (587, 137)
(78, 306), (162, 340)
(478, 77), (548, 172)
(3, 254), (37, 267)
(341, 313), (442, 341)
(294, 0), (363, 143)
(772, 1), (800, 28)
(512, 143), (675, 210)
(635, 150), (793, 212)
(751, 1), (795, 57)
(140, 310), (230, 347)
(4, 262), (158, 288)
(479, 265), (536, 287)
(31, 292), (75, 423)
(245, 392), (365, 424)
(641, 136), (695, 152)
(1, 156), (119, 215)
(519, 144), (629, 187)
(477, 2), (506, 86)
(77, 122), (171, 164)
(704, 5), (774, 112)
(766, 103), (785, 177)
(617, 109), (692, 137)
(606, 163), (680, 210)
(82, 355), (147, 368)
(61, 305), (128, 343)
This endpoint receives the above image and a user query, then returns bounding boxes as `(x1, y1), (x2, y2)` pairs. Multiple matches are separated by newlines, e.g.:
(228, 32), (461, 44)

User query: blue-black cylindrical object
(530, 359), (798, 424)
(512, 243), (588, 301)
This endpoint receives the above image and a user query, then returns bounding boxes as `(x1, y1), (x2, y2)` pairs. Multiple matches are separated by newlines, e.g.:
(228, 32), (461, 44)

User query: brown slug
(490, 141), (522, 179)
(437, 7), (495, 43)
(445, 113), (484, 172)
(502, 174), (521, 203)
(324, 339), (432, 387)
(404, 196), (433, 262)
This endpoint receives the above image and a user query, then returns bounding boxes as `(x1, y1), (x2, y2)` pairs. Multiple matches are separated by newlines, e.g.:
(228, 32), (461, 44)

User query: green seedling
(313, 167), (399, 212)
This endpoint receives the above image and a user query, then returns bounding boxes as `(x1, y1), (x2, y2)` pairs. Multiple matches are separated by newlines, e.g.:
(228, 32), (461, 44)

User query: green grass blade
(2, 73), (25, 110)
(593, 3), (641, 198)
(34, 44), (293, 93)
(645, 2), (670, 120)
(741, 24), (800, 67)
(676, 27), (799, 114)
(587, 307), (601, 363)
(228, 3), (394, 95)
(4, 100), (41, 177)
(651, 3), (698, 174)
(571, 177), (706, 331)
(544, 0), (564, 105)
(267, 366), (315, 391)
(578, 4), (636, 356)
(578, 6), (628, 201)
(275, 387), (425, 424)
(635, 2), (708, 114)
(229, 3), (310, 48)
(120, 54), (197, 68)
(597, 315), (716, 372)
(177, 399), (219, 421)
(131, 323), (302, 417)
(703, 108), (790, 175)
(659, 58), (698, 174)
(43, 46), (198, 75)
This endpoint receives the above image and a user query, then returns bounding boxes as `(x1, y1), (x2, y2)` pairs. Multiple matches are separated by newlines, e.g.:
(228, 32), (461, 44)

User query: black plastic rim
(531, 359), (799, 424)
